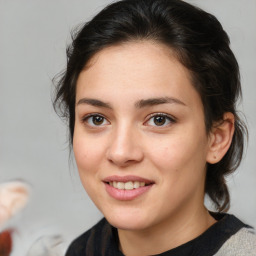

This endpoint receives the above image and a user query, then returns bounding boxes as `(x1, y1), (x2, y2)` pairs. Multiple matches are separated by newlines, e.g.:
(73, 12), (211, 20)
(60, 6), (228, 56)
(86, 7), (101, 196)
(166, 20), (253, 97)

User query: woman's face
(73, 41), (212, 231)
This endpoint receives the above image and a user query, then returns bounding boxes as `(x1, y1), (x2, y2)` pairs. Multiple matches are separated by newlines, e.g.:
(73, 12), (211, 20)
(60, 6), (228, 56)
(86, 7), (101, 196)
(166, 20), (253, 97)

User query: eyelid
(144, 112), (176, 126)
(81, 113), (110, 127)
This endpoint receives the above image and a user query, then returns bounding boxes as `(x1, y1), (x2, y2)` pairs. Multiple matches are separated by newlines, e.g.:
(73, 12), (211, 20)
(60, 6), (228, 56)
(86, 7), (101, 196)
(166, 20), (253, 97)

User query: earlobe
(206, 112), (235, 164)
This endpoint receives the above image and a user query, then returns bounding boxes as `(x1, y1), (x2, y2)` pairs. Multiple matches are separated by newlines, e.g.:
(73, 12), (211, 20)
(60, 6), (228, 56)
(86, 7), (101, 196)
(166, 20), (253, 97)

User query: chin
(104, 208), (152, 231)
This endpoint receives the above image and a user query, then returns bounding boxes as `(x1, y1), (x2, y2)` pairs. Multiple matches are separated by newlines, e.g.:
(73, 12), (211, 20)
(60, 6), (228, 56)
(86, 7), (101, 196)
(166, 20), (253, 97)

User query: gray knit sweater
(214, 226), (256, 255)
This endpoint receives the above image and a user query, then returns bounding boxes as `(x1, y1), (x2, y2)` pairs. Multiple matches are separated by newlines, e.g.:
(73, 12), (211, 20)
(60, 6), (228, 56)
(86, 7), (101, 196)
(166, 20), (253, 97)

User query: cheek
(147, 136), (208, 207)
(146, 132), (208, 176)
(73, 136), (100, 195)
(73, 140), (89, 170)
(73, 133), (101, 174)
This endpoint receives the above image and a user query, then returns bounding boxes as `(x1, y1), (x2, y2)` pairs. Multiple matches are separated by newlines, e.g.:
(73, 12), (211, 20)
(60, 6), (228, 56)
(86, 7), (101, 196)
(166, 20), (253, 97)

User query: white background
(0, 0), (255, 255)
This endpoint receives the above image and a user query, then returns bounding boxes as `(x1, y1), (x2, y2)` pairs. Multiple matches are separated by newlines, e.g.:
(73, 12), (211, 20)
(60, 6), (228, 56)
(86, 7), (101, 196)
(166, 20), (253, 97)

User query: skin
(73, 41), (234, 255)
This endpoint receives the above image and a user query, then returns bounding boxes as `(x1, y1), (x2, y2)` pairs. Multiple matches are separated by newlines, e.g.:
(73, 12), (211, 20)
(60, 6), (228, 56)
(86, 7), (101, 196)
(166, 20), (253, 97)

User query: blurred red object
(0, 230), (12, 256)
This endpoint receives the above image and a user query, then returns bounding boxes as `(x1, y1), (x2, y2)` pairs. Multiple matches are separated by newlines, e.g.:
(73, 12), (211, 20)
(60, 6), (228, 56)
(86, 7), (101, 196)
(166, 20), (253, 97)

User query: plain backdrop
(0, 0), (256, 255)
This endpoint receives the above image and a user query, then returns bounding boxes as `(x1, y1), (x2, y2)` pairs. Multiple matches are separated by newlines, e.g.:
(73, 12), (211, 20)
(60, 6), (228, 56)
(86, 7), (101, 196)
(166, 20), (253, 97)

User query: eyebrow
(76, 97), (186, 109)
(77, 98), (112, 109)
(135, 97), (186, 108)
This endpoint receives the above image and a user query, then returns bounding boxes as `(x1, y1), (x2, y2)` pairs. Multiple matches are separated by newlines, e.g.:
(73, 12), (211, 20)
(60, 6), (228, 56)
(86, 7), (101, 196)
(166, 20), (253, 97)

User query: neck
(118, 206), (216, 256)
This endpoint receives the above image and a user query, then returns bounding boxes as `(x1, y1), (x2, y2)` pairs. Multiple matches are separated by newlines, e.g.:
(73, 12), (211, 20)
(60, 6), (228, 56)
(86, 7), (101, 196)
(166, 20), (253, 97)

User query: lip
(103, 175), (155, 201)
(103, 175), (154, 184)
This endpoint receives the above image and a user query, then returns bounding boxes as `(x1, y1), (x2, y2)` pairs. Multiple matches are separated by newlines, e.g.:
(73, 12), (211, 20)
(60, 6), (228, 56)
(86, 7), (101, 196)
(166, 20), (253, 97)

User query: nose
(106, 125), (144, 167)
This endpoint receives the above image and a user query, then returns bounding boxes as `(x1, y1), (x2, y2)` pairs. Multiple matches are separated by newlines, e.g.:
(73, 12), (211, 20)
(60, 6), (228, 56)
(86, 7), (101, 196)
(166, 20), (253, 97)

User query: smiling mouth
(104, 176), (154, 200)
(108, 181), (149, 190)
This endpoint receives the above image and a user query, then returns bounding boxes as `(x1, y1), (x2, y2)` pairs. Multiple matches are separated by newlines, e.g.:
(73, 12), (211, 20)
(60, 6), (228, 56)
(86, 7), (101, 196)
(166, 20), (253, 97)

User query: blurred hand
(0, 180), (30, 227)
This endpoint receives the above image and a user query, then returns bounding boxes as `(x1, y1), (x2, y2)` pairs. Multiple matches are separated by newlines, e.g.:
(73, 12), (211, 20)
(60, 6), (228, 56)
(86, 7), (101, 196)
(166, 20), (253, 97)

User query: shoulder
(214, 216), (256, 256)
(65, 218), (121, 256)
(65, 218), (110, 256)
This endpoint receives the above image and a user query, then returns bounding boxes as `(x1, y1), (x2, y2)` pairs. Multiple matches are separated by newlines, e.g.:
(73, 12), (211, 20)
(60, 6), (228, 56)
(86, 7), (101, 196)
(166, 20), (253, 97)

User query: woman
(54, 0), (256, 255)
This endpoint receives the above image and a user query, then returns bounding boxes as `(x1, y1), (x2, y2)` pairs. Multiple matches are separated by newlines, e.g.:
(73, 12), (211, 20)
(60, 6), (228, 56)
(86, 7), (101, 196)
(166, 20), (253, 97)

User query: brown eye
(145, 113), (175, 127)
(83, 114), (109, 127)
(92, 115), (104, 125)
(153, 116), (167, 126)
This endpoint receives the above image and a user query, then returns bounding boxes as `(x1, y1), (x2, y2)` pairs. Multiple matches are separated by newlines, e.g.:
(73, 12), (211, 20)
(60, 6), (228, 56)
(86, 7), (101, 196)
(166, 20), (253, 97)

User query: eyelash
(144, 113), (176, 127)
(81, 112), (176, 128)
(81, 113), (110, 127)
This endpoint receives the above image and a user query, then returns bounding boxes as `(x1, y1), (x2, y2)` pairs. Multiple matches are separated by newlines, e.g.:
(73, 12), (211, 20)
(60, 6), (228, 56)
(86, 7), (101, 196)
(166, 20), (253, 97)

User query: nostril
(106, 148), (144, 167)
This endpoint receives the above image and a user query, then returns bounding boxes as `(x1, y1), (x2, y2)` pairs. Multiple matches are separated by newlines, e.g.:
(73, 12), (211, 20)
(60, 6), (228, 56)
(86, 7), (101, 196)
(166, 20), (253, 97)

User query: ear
(206, 112), (235, 164)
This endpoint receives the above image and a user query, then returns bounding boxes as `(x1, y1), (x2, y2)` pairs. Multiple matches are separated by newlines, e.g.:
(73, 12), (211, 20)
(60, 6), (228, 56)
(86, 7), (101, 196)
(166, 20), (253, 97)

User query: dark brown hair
(54, 0), (247, 212)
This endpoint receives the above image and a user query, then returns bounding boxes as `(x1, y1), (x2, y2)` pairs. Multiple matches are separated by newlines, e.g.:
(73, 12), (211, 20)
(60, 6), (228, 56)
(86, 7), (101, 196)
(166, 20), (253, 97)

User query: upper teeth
(109, 181), (146, 190)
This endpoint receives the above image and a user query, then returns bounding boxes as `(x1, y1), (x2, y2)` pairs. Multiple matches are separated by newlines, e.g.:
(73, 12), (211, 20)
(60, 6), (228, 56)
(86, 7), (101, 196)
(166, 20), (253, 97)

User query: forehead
(76, 41), (201, 109)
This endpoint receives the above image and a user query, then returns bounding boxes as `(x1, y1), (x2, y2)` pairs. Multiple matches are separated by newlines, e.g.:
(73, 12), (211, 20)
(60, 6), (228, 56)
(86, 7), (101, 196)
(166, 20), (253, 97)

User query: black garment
(65, 213), (250, 256)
